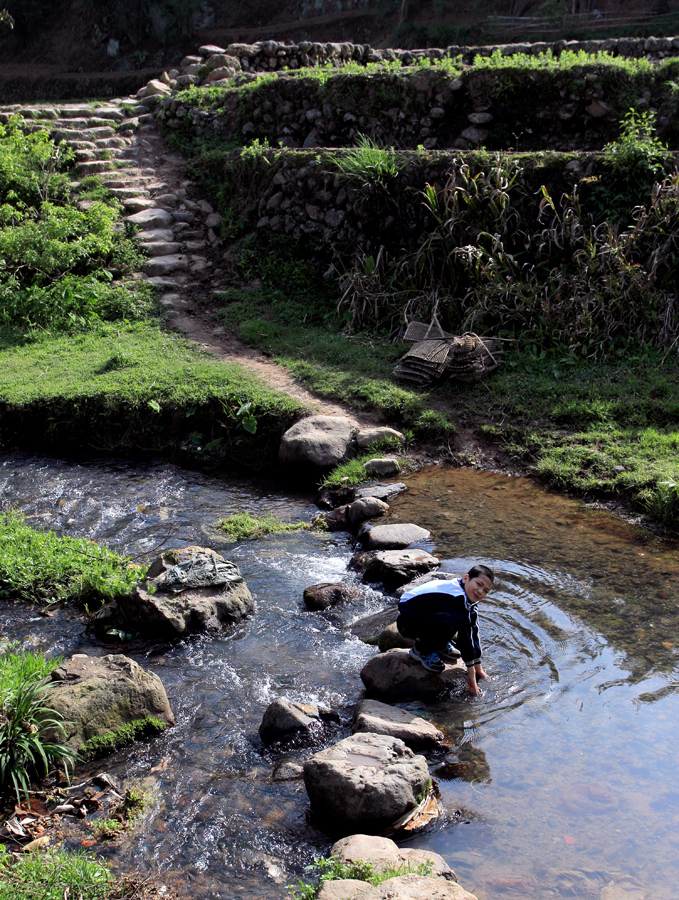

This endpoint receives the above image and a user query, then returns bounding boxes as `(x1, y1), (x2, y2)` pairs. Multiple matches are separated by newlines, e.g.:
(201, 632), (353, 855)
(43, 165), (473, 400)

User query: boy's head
(462, 565), (494, 602)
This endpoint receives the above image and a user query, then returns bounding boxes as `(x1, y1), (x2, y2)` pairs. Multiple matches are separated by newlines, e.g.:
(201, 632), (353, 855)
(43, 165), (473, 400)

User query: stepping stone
(303, 732), (432, 837)
(259, 698), (339, 746)
(142, 255), (189, 277)
(361, 649), (466, 703)
(346, 497), (389, 529)
(364, 524), (432, 550)
(356, 481), (408, 503)
(353, 698), (447, 751)
(127, 208), (173, 229)
(364, 458), (400, 477)
(357, 427), (405, 449)
(350, 549), (440, 589)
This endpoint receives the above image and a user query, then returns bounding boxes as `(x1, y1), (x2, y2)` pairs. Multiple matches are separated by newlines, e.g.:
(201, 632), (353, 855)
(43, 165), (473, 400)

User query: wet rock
(303, 582), (365, 611)
(303, 732), (431, 836)
(333, 874), (477, 899)
(316, 484), (357, 510)
(98, 546), (253, 639)
(350, 607), (399, 644)
(361, 649), (466, 702)
(315, 504), (349, 531)
(356, 427), (405, 449)
(346, 497), (389, 529)
(351, 549), (440, 589)
(46, 653), (174, 751)
(280, 415), (355, 470)
(259, 698), (339, 746)
(377, 622), (412, 652)
(364, 458), (400, 477)
(352, 699), (447, 751)
(331, 833), (455, 880)
(355, 483), (408, 503)
(364, 524), (431, 550)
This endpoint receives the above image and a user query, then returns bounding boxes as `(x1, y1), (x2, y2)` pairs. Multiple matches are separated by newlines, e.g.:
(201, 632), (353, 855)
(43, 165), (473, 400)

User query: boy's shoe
(409, 646), (445, 673)
(439, 641), (460, 662)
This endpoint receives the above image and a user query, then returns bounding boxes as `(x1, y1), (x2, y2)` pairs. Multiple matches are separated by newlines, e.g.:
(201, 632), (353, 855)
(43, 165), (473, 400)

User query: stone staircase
(0, 98), (224, 320)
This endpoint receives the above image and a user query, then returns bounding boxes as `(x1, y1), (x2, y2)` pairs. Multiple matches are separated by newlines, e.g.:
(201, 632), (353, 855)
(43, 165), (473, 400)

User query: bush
(0, 652), (74, 802)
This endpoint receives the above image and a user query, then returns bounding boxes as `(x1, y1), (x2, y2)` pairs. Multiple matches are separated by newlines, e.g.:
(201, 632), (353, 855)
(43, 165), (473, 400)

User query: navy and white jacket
(398, 577), (482, 666)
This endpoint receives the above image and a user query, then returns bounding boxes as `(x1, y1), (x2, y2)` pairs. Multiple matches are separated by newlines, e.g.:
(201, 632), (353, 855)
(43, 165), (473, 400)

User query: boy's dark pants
(397, 611), (457, 655)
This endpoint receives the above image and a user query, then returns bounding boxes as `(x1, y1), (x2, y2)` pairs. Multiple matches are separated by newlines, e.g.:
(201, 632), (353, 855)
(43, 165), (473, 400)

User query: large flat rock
(353, 699), (447, 751)
(361, 649), (466, 702)
(351, 549), (440, 589)
(365, 524), (431, 550)
(303, 732), (431, 837)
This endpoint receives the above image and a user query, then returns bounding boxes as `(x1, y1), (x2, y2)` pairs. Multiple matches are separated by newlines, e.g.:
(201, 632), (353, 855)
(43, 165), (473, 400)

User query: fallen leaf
(81, 839), (97, 847)
(151, 756), (170, 773)
(563, 834), (576, 845)
(662, 641), (673, 648)
(22, 835), (50, 852)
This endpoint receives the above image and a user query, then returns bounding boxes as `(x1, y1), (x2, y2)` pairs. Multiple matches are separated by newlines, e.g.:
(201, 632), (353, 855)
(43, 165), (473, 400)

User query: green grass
(0, 847), (113, 900)
(288, 856), (435, 900)
(0, 509), (141, 606)
(215, 512), (311, 540)
(212, 284), (456, 443)
(0, 321), (305, 465)
(440, 352), (679, 529)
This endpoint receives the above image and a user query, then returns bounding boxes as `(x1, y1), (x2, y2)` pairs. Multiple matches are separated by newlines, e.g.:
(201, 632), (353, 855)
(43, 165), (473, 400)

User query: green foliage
(597, 108), (669, 213)
(334, 134), (406, 190)
(0, 847), (113, 900)
(320, 443), (408, 489)
(0, 656), (74, 802)
(0, 118), (147, 337)
(340, 155), (679, 356)
(215, 512), (311, 540)
(0, 509), (142, 606)
(79, 716), (168, 762)
(288, 856), (434, 900)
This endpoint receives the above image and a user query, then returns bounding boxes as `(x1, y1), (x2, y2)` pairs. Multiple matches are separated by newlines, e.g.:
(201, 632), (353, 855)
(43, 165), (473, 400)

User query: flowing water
(1, 453), (678, 900)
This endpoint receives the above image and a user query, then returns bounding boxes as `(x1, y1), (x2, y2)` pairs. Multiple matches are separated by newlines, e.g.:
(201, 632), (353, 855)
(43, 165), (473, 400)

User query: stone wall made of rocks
(152, 41), (679, 154)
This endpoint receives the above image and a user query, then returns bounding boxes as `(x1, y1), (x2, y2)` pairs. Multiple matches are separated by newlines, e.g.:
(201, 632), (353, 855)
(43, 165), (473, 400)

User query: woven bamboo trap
(394, 321), (503, 387)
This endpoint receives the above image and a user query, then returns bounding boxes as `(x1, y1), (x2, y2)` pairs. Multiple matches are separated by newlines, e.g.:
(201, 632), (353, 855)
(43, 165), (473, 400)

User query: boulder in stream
(98, 546), (254, 639)
(355, 482), (408, 503)
(346, 497), (390, 529)
(364, 524), (432, 550)
(361, 649), (466, 703)
(45, 653), (174, 756)
(318, 873), (478, 900)
(352, 699), (447, 751)
(280, 415), (355, 470)
(303, 732), (431, 837)
(259, 697), (340, 746)
(330, 833), (455, 880)
(350, 607), (399, 645)
(351, 549), (440, 589)
(303, 582), (365, 611)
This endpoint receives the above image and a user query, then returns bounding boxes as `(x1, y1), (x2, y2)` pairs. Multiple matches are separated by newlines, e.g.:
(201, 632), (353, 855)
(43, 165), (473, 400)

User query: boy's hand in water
(466, 667), (480, 695)
(466, 664), (487, 695)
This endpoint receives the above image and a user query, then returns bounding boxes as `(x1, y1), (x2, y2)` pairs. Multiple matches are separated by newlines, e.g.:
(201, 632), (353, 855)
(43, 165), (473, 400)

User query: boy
(396, 564), (494, 695)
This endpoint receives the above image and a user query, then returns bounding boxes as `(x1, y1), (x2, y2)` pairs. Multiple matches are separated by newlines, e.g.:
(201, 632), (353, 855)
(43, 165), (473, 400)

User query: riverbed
(1, 453), (677, 900)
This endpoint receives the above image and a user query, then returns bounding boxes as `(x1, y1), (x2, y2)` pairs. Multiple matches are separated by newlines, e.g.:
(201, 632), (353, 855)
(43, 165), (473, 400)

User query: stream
(1, 452), (678, 900)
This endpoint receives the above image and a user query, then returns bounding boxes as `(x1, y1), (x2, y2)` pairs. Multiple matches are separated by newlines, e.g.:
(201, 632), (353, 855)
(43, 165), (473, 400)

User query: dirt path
(0, 95), (375, 427)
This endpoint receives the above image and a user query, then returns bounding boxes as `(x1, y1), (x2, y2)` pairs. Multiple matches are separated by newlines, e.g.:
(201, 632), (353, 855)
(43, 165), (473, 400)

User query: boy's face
(462, 573), (493, 603)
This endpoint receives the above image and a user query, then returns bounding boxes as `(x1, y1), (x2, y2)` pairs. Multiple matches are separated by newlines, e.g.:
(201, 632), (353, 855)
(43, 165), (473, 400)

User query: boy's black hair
(467, 564), (494, 583)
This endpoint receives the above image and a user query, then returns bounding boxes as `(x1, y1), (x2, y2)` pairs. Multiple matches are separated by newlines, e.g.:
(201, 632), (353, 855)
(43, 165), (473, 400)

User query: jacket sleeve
(457, 602), (482, 666)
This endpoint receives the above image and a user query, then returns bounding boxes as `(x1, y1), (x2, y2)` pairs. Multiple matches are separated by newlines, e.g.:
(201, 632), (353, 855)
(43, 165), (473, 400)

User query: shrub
(0, 655), (74, 802)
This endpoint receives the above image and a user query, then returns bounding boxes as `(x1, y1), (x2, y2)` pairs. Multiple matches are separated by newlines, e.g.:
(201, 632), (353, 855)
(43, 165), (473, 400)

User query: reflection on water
(1, 455), (679, 899)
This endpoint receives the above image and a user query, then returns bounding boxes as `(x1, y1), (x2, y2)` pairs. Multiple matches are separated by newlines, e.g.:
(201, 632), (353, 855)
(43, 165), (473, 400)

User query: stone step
(54, 126), (116, 141)
(136, 228), (175, 243)
(65, 140), (96, 150)
(88, 107), (125, 121)
(123, 197), (156, 213)
(109, 187), (151, 199)
(95, 137), (129, 149)
(143, 241), (183, 257)
(76, 159), (135, 175)
(142, 254), (189, 277)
